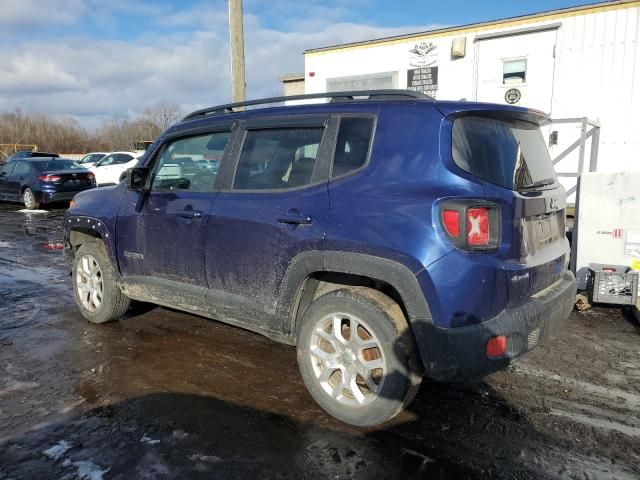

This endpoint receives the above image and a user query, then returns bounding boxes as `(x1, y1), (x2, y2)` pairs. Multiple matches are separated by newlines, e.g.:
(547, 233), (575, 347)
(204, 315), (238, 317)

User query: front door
(0, 161), (16, 198)
(204, 116), (334, 332)
(115, 130), (233, 312)
(475, 28), (557, 113)
(7, 161), (29, 201)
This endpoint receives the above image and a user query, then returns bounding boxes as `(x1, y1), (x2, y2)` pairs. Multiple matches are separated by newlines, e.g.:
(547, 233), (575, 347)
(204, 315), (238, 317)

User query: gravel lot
(0, 204), (639, 479)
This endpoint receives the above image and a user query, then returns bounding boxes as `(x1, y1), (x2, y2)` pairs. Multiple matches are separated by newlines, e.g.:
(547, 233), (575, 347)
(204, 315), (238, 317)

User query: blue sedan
(0, 158), (96, 209)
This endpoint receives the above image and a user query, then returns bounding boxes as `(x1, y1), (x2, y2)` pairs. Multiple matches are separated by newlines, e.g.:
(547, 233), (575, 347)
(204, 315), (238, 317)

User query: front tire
(22, 188), (39, 210)
(297, 287), (422, 427)
(72, 241), (130, 323)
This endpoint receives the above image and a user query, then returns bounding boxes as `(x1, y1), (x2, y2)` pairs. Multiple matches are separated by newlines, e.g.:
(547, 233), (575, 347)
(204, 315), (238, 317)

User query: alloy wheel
(75, 254), (104, 312)
(309, 312), (386, 406)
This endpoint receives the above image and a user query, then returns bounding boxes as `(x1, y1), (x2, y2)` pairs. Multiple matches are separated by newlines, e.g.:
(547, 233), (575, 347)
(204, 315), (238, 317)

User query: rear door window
(13, 161), (31, 175)
(233, 128), (324, 190)
(452, 116), (557, 190)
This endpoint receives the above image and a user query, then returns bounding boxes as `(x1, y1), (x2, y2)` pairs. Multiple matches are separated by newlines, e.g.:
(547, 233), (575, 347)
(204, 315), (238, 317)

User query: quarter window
(233, 128), (323, 190)
(151, 131), (231, 192)
(332, 117), (375, 178)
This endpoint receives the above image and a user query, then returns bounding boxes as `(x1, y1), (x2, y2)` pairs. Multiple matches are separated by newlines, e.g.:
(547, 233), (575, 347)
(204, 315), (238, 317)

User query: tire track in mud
(512, 364), (640, 411)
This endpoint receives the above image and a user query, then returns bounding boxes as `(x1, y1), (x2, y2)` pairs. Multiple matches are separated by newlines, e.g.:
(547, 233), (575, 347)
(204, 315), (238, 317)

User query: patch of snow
(73, 460), (110, 480)
(0, 241), (11, 247)
(0, 380), (40, 396)
(140, 434), (160, 445)
(189, 454), (223, 464)
(43, 440), (72, 460)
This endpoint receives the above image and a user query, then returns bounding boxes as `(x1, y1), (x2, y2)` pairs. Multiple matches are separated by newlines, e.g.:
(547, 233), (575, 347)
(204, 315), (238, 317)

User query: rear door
(8, 161), (30, 199)
(115, 129), (233, 312)
(95, 153), (133, 184)
(204, 115), (334, 331)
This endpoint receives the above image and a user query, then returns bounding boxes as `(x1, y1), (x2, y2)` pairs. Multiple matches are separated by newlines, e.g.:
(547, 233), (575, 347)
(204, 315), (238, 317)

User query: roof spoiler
(435, 103), (551, 126)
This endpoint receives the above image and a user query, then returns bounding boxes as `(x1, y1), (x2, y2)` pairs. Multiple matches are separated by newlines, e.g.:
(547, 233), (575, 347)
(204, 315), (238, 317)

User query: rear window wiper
(518, 178), (556, 191)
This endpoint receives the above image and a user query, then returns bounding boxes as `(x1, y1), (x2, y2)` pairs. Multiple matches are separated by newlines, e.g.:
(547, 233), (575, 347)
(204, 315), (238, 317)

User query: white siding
(304, 4), (640, 183)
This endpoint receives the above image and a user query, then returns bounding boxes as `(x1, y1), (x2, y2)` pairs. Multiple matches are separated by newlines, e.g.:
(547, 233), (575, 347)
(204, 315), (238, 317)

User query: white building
(302, 0), (640, 201)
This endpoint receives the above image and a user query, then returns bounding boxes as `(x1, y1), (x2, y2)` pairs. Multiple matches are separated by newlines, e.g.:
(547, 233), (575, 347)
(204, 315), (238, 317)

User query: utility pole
(228, 0), (246, 103)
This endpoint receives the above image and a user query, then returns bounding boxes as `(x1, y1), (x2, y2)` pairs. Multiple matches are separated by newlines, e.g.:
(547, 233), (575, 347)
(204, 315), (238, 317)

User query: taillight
(86, 172), (95, 182)
(466, 208), (490, 246)
(440, 200), (500, 250)
(442, 209), (460, 237)
(38, 174), (62, 182)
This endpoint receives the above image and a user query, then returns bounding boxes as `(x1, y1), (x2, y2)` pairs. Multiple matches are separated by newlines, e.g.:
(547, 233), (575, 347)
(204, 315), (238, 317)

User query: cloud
(0, 0), (86, 28)
(0, 0), (437, 129)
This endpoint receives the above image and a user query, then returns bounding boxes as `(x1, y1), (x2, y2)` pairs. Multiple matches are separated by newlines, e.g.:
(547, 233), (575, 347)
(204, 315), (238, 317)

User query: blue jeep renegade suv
(64, 90), (576, 426)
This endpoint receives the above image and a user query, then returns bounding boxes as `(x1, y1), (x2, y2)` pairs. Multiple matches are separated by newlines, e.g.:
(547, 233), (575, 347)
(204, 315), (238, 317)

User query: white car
(90, 152), (141, 186)
(77, 152), (108, 168)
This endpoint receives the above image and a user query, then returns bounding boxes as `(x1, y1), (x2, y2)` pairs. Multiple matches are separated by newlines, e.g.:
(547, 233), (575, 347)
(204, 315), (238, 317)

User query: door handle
(277, 213), (313, 225)
(177, 210), (204, 219)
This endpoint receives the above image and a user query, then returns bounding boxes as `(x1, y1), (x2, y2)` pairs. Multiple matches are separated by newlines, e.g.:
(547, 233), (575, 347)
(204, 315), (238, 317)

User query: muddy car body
(63, 90), (576, 426)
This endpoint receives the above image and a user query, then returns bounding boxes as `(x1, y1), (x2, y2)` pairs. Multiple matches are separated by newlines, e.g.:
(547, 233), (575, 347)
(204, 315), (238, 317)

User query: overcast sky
(0, 0), (596, 128)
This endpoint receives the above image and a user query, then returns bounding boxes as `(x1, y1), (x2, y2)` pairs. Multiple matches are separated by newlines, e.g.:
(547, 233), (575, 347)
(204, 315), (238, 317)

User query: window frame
(222, 114), (337, 193)
(144, 123), (236, 194)
(502, 58), (527, 85)
(328, 114), (377, 181)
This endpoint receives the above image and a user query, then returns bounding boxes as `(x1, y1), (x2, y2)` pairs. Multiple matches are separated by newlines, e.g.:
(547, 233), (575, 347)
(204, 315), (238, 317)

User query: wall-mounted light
(451, 37), (466, 59)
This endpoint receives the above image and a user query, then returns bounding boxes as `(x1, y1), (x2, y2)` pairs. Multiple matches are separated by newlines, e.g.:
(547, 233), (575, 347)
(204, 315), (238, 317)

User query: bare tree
(0, 103), (185, 161)
(142, 103), (183, 133)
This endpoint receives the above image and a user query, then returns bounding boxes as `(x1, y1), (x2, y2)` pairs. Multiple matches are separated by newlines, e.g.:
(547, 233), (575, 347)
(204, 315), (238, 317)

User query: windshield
(452, 116), (557, 190)
(35, 160), (84, 171)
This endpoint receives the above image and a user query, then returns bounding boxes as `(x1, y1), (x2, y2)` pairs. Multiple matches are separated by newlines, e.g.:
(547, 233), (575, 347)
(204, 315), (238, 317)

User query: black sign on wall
(407, 66), (439, 94)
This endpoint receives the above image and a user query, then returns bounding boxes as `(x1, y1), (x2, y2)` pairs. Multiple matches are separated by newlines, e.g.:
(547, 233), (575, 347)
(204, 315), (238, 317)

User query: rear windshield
(35, 160), (84, 171)
(452, 116), (557, 190)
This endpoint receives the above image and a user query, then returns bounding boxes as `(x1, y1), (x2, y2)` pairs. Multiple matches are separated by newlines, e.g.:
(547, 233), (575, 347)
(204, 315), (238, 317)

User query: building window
(327, 71), (397, 92)
(503, 59), (526, 84)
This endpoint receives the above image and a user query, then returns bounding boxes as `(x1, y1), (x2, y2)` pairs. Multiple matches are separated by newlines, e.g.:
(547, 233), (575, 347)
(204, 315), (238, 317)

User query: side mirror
(128, 167), (150, 191)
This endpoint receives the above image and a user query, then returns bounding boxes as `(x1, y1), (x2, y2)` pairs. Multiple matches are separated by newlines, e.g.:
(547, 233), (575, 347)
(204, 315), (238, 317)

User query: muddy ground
(0, 204), (638, 479)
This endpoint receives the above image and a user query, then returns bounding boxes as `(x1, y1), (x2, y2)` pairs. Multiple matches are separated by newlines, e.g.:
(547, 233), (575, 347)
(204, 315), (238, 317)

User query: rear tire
(72, 241), (130, 323)
(22, 188), (39, 210)
(297, 287), (422, 426)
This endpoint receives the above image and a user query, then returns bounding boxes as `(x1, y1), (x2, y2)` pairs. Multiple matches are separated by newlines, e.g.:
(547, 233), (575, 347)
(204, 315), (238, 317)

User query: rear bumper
(412, 270), (576, 382)
(40, 187), (94, 203)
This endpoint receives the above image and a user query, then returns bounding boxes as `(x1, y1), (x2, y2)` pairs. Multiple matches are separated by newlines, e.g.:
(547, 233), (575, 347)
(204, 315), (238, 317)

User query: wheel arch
(278, 251), (433, 344)
(65, 216), (117, 269)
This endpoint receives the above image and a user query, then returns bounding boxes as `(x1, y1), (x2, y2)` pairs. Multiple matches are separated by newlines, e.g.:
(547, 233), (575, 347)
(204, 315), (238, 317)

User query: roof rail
(183, 89), (433, 121)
